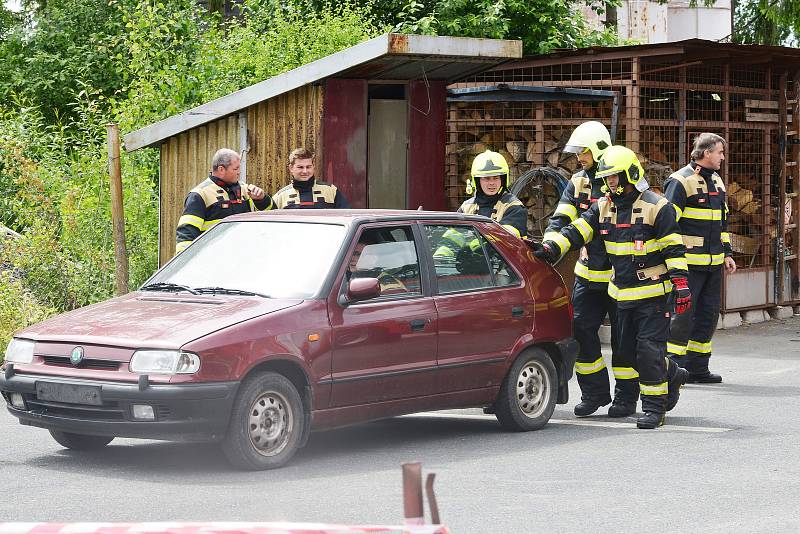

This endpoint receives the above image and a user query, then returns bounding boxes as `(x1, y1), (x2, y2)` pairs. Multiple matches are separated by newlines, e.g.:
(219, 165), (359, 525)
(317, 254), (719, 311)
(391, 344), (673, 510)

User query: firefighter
(273, 147), (350, 209)
(664, 133), (736, 383)
(458, 149), (528, 237)
(175, 148), (273, 254)
(433, 150), (527, 262)
(530, 146), (691, 429)
(542, 121), (638, 417)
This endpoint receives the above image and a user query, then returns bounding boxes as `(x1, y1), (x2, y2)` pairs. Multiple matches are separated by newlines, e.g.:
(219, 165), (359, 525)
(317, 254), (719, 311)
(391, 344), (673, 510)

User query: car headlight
(129, 350), (200, 375)
(4, 339), (35, 364)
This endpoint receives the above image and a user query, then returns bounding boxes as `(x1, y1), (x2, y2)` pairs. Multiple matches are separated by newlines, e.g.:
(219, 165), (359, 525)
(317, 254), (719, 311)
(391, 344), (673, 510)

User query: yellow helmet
(595, 145), (648, 194)
(563, 121), (612, 162)
(469, 150), (510, 195)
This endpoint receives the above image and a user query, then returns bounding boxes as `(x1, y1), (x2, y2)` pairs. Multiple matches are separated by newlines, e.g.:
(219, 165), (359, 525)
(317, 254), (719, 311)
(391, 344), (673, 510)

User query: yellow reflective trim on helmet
(667, 342), (687, 356)
(574, 261), (612, 283)
(177, 214), (205, 231)
(640, 382), (668, 396)
(657, 233), (684, 248)
(573, 218), (594, 243)
(665, 257), (688, 271)
(608, 280), (673, 301)
(575, 356), (606, 375)
(682, 207), (722, 221)
(687, 339), (712, 353)
(554, 203), (578, 220)
(721, 232), (731, 244)
(613, 366), (639, 379)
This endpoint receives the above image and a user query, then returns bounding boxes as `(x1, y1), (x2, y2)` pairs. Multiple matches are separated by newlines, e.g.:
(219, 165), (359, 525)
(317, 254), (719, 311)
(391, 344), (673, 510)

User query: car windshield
(146, 220), (347, 298)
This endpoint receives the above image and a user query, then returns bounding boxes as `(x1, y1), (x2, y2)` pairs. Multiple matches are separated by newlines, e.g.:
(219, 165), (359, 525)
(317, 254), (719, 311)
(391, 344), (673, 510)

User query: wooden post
(107, 123), (129, 295)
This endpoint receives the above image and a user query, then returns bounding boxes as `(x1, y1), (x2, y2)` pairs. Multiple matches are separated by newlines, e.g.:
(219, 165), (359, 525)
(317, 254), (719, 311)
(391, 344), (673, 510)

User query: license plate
(36, 382), (102, 405)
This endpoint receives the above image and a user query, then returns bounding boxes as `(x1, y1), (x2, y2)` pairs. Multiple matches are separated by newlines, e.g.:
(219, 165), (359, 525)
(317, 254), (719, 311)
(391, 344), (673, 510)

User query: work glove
(671, 276), (692, 315)
(525, 239), (559, 265)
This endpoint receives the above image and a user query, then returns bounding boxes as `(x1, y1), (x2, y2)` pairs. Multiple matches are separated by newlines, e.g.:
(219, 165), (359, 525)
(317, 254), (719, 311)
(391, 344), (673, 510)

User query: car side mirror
(343, 277), (381, 304)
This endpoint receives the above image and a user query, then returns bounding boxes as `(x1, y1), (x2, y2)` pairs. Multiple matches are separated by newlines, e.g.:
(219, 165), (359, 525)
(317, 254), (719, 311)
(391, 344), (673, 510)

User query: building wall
(159, 114), (241, 266)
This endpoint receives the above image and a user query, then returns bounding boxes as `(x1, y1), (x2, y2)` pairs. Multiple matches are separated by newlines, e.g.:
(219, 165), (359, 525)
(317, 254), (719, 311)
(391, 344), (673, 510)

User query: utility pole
(107, 123), (129, 295)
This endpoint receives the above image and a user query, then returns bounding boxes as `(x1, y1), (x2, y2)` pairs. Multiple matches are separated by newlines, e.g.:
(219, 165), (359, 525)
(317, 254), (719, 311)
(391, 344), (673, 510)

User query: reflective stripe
(175, 240), (191, 254)
(574, 261), (612, 283)
(543, 232), (562, 244)
(657, 233), (684, 248)
(554, 203), (578, 220)
(502, 224), (521, 238)
(682, 207), (722, 221)
(549, 233), (571, 254)
(433, 246), (455, 257)
(177, 214), (205, 230)
(203, 219), (222, 231)
(613, 366), (640, 379)
(441, 228), (466, 247)
(665, 256), (689, 271)
(686, 252), (725, 266)
(640, 382), (668, 396)
(608, 280), (673, 301)
(674, 204), (683, 221)
(573, 218), (594, 243)
(721, 232), (731, 244)
(687, 339), (712, 354)
(575, 356), (606, 375)
(667, 342), (687, 356)
(605, 239), (661, 256)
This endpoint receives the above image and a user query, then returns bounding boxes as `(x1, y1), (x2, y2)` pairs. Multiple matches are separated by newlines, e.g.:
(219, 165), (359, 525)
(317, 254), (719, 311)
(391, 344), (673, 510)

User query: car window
(148, 221), (346, 298)
(425, 225), (494, 293)
(346, 226), (422, 298)
(485, 242), (520, 287)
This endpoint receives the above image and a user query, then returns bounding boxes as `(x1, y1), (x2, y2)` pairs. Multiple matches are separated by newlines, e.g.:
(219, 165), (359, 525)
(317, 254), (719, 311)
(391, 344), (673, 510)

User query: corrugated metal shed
(124, 33), (522, 265)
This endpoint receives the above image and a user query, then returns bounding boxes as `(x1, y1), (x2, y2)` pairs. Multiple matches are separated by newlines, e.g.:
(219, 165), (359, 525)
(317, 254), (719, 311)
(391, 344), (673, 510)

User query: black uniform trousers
(667, 267), (721, 376)
(617, 295), (679, 414)
(572, 281), (638, 404)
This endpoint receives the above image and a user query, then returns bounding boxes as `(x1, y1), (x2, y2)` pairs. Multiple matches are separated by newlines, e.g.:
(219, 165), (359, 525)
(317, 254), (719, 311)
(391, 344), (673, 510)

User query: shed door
(368, 98), (408, 208)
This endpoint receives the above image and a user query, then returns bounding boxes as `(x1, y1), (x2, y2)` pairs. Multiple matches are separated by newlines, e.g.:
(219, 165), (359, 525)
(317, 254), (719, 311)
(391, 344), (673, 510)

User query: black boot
(668, 353), (686, 369)
(636, 412), (665, 429)
(666, 367), (690, 411)
(574, 397), (611, 417)
(607, 398), (637, 418)
(687, 372), (722, 383)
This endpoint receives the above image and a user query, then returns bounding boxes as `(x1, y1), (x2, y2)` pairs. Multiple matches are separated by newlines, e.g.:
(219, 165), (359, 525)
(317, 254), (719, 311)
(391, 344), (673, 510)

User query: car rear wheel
(49, 430), (114, 450)
(221, 372), (305, 470)
(494, 347), (557, 431)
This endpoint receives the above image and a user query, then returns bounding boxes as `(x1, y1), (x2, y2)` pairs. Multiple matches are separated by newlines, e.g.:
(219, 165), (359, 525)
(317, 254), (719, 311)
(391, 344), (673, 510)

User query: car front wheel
(49, 430), (114, 450)
(221, 372), (305, 470)
(494, 347), (557, 431)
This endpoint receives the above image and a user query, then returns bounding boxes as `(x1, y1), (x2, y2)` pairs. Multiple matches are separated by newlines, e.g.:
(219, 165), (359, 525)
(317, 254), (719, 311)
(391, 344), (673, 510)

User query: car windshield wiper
(140, 282), (198, 294)
(193, 286), (271, 298)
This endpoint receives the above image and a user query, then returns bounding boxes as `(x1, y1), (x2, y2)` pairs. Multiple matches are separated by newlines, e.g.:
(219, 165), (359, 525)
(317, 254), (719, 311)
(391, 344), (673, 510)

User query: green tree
(733, 0), (800, 46)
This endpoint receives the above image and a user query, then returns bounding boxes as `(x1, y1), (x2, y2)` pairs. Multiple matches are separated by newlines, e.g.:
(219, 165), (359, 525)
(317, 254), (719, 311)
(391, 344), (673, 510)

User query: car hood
(16, 292), (303, 349)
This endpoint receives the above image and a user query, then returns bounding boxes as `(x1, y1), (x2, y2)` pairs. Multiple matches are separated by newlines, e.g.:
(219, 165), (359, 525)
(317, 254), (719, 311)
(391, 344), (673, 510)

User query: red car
(1, 210), (576, 470)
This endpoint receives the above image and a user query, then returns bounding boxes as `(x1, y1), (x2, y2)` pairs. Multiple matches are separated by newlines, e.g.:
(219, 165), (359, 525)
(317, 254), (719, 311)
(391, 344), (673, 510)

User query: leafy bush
(0, 269), (55, 359)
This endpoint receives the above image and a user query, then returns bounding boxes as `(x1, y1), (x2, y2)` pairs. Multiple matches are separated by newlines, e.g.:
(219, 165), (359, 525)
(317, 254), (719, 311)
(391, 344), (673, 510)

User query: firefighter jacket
(544, 169), (613, 289)
(545, 189), (689, 309)
(176, 175), (274, 254)
(458, 191), (527, 237)
(272, 177), (350, 209)
(663, 163), (732, 270)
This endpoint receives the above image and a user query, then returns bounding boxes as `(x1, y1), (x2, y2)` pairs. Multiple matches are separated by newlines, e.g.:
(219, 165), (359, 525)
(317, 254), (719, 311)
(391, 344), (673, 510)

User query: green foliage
(393, 0), (619, 54)
(733, 0), (800, 46)
(0, 270), (55, 359)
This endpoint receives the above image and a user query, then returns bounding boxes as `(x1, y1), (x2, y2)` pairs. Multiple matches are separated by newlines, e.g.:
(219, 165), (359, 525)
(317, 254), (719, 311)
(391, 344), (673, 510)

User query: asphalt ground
(1, 315), (799, 533)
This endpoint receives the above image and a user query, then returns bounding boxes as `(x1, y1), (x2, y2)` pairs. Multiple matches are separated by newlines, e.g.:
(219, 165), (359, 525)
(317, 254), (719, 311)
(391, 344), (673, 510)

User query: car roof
(224, 209), (493, 227)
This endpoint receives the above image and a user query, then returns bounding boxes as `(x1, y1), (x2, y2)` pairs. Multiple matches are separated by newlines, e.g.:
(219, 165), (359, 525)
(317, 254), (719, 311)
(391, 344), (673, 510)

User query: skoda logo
(70, 346), (85, 366)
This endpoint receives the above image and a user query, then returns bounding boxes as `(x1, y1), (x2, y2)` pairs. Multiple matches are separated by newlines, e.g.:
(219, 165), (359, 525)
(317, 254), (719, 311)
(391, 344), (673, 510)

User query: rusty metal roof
(491, 39), (800, 70)
(124, 33), (521, 151)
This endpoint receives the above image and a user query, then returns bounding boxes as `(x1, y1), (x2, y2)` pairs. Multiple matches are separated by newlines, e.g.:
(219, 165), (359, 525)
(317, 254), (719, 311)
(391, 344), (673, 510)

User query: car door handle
(511, 306), (525, 318)
(409, 319), (427, 331)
